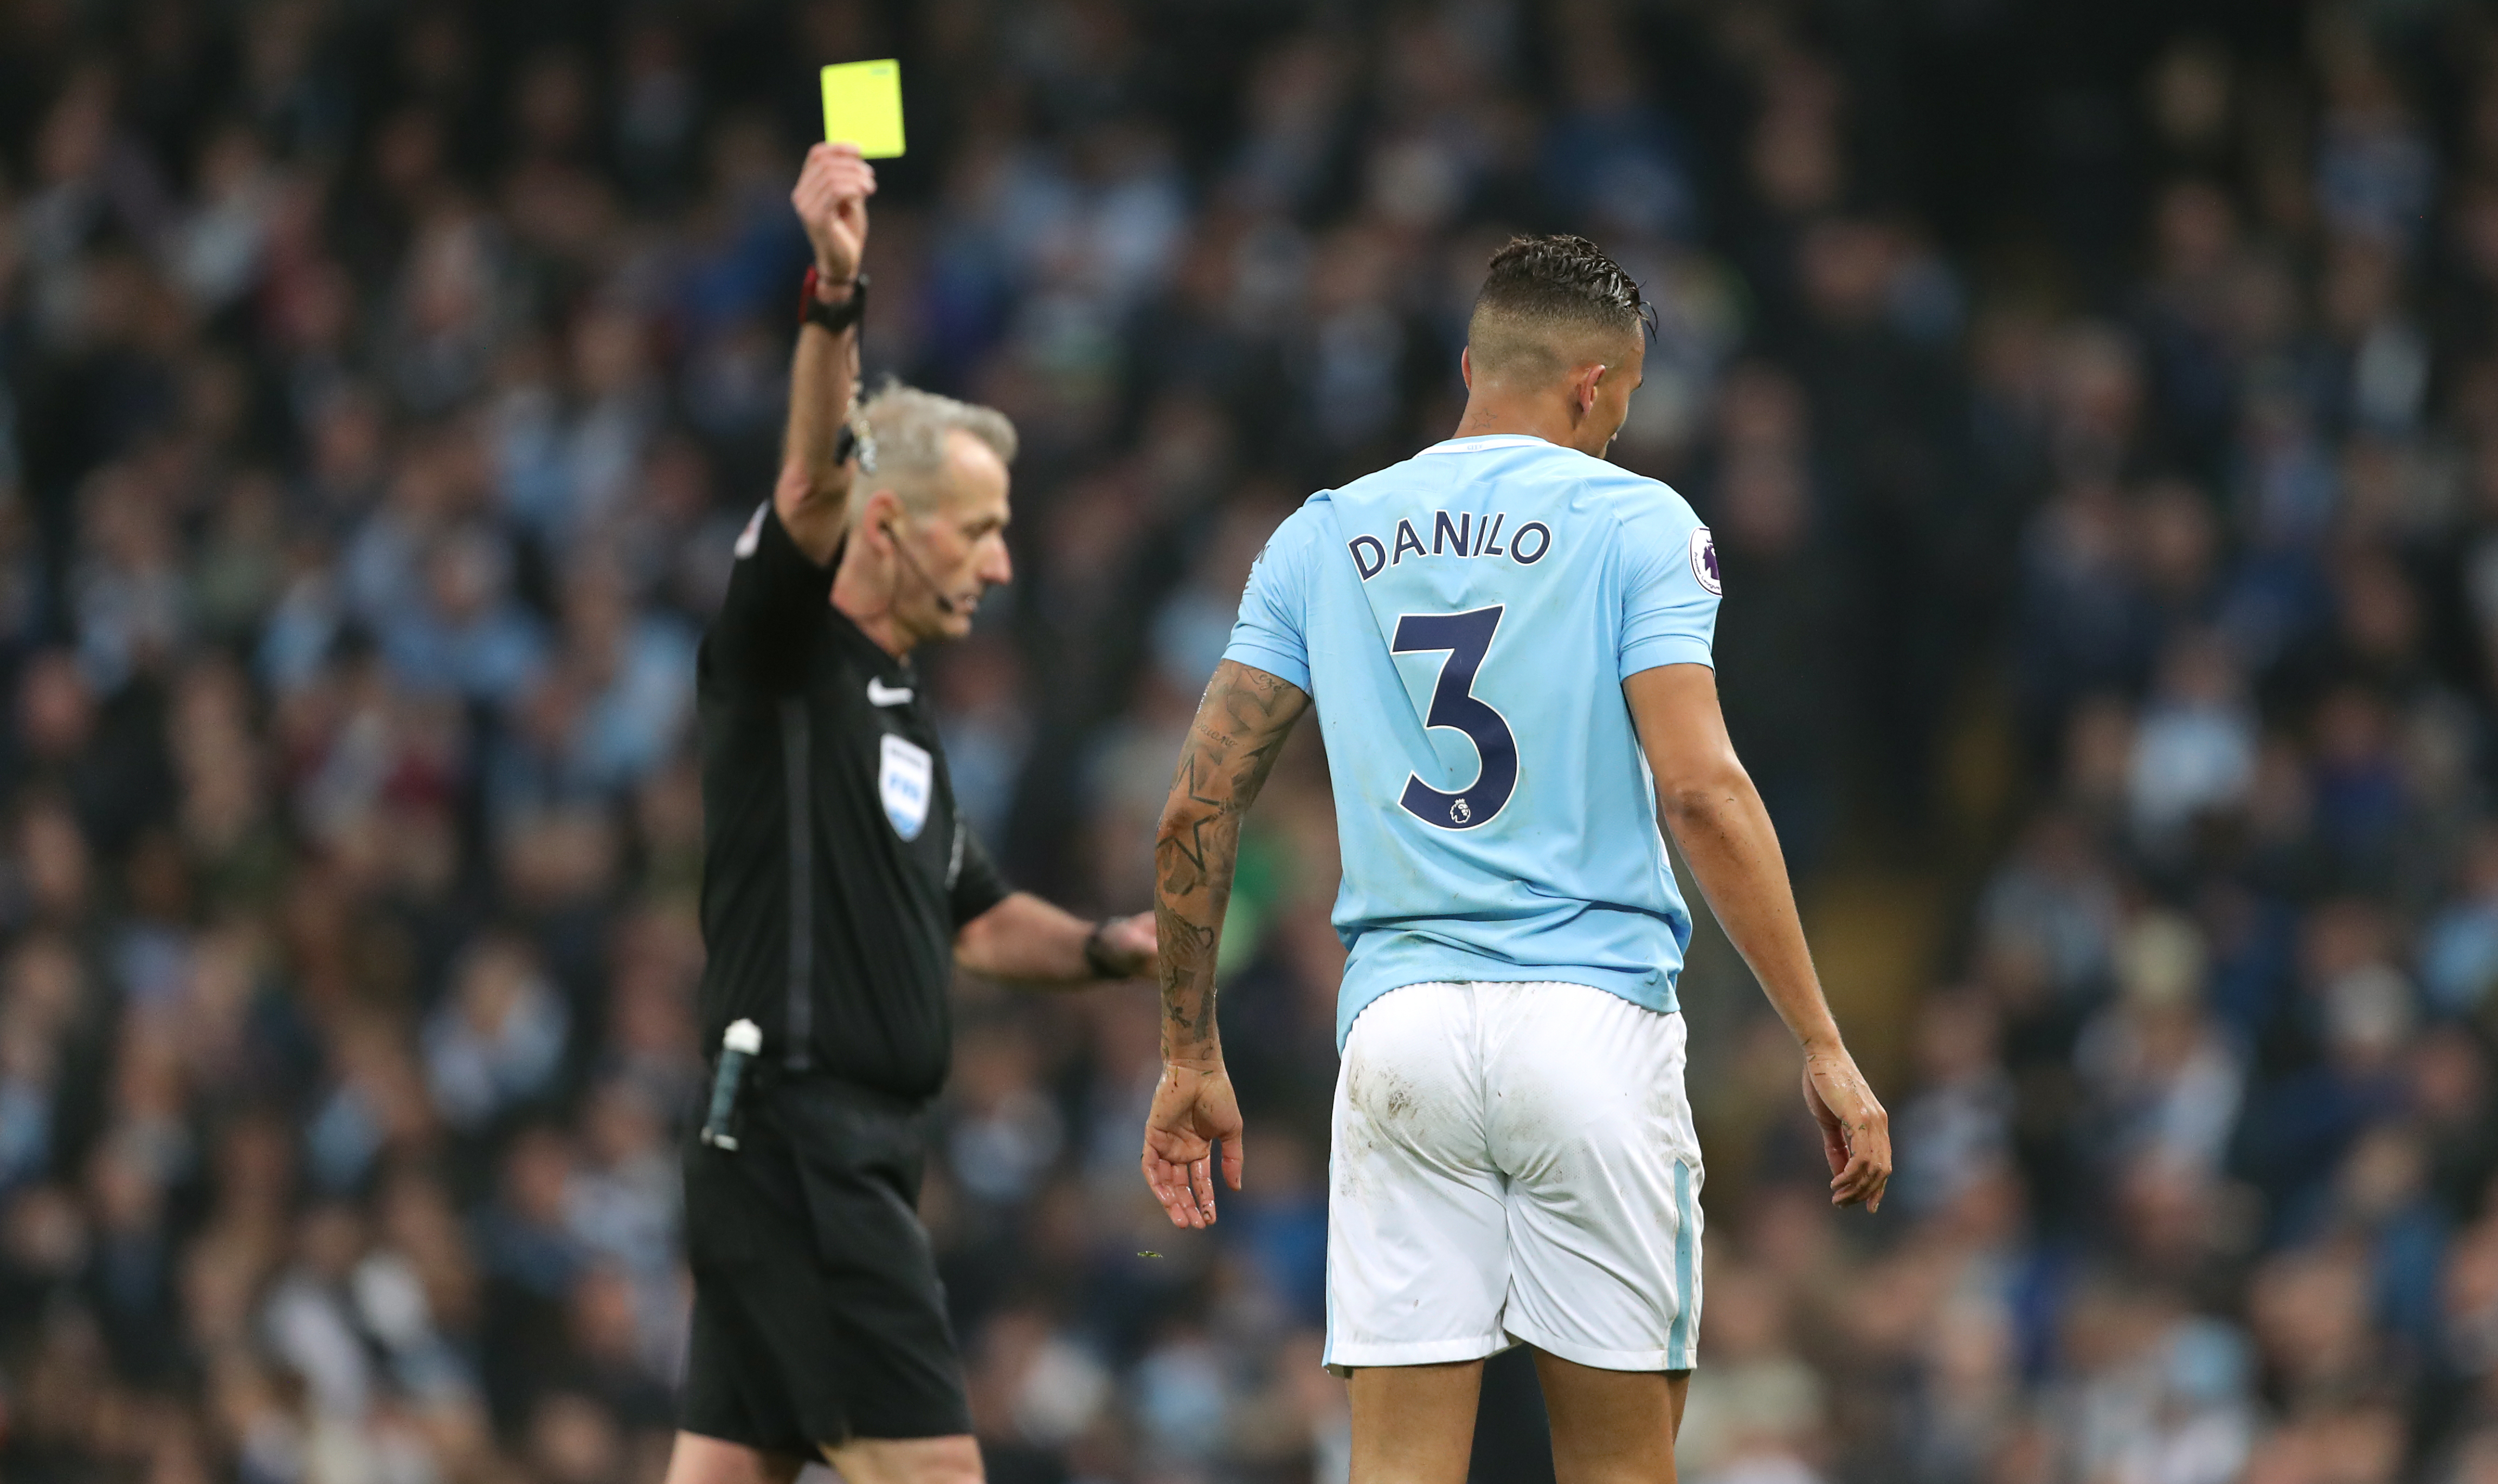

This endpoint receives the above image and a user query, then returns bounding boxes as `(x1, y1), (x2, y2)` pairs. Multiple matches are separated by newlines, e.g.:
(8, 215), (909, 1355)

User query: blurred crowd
(4, 1), (2498, 1483)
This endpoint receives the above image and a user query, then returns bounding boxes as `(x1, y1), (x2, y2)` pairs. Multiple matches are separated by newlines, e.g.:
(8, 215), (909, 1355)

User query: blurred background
(4, 0), (2498, 1481)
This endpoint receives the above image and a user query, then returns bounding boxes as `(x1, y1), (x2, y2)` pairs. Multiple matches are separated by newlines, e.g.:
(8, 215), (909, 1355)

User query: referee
(663, 144), (1156, 1484)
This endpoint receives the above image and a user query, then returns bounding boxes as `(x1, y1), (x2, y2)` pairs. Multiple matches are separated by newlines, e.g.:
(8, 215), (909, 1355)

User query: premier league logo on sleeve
(1689, 526), (1721, 596)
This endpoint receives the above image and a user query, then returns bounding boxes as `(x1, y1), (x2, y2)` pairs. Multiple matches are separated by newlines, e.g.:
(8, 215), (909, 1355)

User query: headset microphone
(883, 521), (961, 616)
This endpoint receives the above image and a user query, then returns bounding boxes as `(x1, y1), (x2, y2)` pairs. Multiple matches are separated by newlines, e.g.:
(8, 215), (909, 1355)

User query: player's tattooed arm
(1153, 660), (1311, 1058)
(1144, 660), (1309, 1228)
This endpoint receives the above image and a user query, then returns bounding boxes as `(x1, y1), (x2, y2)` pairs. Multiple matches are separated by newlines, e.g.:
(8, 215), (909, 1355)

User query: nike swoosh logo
(866, 679), (915, 706)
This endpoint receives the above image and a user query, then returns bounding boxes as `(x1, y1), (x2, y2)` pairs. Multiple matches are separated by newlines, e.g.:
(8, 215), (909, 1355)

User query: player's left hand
(1095, 912), (1157, 979)
(1803, 1047), (1891, 1212)
(1142, 1060), (1242, 1229)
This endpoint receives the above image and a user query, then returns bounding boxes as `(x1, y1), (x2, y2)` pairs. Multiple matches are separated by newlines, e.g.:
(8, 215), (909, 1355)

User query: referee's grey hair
(851, 381), (1017, 524)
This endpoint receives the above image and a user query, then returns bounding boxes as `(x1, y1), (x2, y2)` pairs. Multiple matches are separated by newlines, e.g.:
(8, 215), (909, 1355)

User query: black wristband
(800, 268), (869, 335)
(1082, 920), (1124, 980)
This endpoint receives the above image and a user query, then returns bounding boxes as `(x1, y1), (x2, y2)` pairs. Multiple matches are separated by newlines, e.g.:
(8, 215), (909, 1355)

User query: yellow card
(820, 60), (905, 158)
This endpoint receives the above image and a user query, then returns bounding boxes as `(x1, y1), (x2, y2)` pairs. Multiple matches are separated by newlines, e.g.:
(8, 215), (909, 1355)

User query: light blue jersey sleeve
(1221, 506), (1317, 692)
(1616, 499), (1721, 680)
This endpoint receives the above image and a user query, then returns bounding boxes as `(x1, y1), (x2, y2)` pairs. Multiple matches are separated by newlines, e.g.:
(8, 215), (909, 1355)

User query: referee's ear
(855, 486), (904, 545)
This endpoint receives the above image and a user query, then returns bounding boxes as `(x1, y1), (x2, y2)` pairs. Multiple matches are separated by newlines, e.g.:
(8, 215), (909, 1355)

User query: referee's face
(892, 431), (1014, 646)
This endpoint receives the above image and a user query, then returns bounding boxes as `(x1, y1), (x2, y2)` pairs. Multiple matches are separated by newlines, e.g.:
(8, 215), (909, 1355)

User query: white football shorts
(1323, 979), (1703, 1373)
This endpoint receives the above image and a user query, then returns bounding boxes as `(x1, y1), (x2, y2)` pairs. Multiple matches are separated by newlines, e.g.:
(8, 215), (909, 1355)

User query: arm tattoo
(1154, 660), (1310, 1060)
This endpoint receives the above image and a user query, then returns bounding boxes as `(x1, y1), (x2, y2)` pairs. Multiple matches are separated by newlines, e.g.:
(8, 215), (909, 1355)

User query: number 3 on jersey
(1392, 606), (1517, 830)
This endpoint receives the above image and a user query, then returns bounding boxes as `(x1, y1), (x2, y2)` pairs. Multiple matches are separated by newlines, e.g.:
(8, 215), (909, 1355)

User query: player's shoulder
(1256, 492), (1337, 560)
(1557, 451), (1697, 523)
(1234, 494), (1339, 602)
(1530, 450), (1702, 552)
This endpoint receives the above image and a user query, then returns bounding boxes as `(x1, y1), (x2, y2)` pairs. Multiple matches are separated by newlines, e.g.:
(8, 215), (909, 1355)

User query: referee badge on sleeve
(880, 734), (934, 840)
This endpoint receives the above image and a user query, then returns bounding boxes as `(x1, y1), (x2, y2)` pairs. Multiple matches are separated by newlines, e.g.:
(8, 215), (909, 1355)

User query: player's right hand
(793, 141), (875, 287)
(1803, 1048), (1891, 1212)
(1142, 1060), (1244, 1229)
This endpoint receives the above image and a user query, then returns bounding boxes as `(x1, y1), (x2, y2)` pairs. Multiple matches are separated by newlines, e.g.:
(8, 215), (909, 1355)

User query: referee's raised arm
(777, 142), (876, 565)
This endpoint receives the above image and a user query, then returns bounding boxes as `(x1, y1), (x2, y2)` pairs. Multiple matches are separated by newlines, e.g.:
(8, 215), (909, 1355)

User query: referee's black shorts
(679, 1074), (970, 1451)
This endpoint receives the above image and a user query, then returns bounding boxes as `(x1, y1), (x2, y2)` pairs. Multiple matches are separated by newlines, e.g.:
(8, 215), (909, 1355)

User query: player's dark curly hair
(1478, 234), (1646, 327)
(1466, 234), (1652, 380)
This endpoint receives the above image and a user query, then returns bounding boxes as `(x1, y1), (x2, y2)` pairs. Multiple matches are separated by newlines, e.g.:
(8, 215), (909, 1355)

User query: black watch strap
(1082, 920), (1124, 980)
(800, 268), (869, 335)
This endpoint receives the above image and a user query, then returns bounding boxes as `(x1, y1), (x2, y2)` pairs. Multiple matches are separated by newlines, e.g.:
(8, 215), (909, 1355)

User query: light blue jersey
(1224, 434), (1723, 1047)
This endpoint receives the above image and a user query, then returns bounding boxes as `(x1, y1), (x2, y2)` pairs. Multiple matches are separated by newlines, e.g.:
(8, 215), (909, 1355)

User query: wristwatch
(1083, 921), (1126, 979)
(798, 266), (869, 335)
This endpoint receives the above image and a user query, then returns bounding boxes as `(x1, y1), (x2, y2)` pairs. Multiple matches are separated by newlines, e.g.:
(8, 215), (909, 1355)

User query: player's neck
(1450, 395), (1596, 456)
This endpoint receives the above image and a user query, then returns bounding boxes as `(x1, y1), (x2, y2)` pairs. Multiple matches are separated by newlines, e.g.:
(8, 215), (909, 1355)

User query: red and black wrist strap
(798, 266), (870, 335)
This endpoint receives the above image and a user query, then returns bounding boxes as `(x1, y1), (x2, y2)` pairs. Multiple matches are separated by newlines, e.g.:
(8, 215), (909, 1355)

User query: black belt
(697, 1046), (932, 1114)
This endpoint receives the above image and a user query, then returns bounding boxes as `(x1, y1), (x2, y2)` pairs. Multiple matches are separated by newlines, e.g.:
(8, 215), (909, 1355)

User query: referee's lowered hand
(1095, 911), (1158, 979)
(1142, 1060), (1242, 1229)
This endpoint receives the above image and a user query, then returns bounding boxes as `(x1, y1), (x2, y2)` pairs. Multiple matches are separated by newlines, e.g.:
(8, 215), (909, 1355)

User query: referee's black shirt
(694, 500), (1009, 1102)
